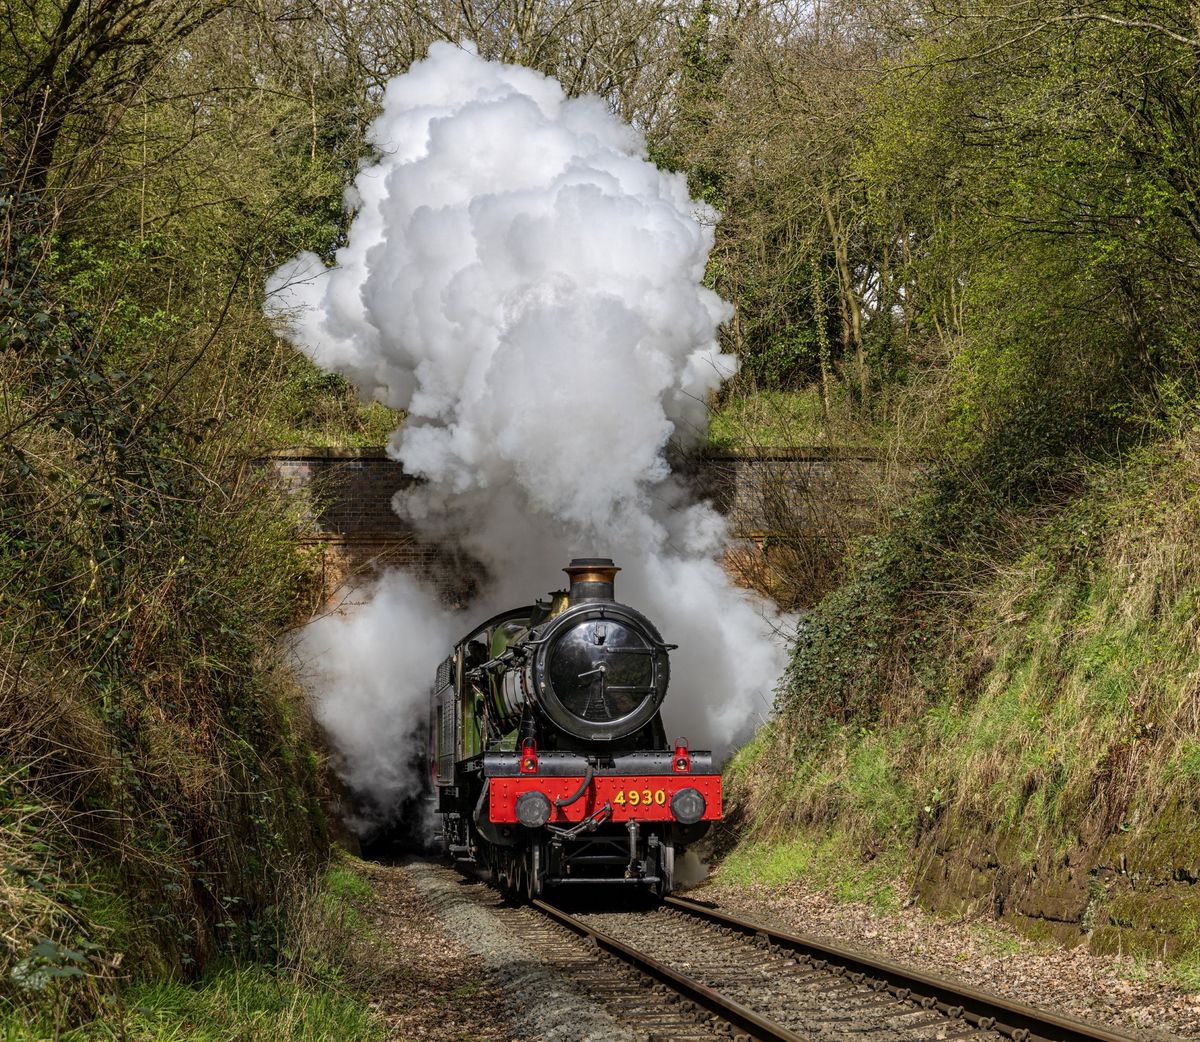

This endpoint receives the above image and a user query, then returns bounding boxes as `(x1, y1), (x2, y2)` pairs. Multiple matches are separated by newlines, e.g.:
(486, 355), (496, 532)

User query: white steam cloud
(293, 573), (458, 827)
(270, 43), (791, 819)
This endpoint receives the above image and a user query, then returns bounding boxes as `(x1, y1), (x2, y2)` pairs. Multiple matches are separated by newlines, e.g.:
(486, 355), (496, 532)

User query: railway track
(530, 892), (1145, 1042)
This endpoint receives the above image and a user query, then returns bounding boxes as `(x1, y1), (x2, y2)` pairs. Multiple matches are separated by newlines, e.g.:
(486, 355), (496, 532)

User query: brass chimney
(564, 558), (620, 605)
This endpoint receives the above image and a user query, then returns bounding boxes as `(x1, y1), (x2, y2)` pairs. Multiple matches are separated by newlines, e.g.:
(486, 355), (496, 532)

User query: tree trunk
(811, 258), (831, 422)
(821, 185), (866, 403)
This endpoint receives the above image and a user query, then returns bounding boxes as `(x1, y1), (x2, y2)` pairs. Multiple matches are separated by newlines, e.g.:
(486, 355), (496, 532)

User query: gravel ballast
(360, 858), (1200, 1040)
(696, 876), (1200, 1040)
(403, 861), (645, 1042)
(358, 860), (534, 1041)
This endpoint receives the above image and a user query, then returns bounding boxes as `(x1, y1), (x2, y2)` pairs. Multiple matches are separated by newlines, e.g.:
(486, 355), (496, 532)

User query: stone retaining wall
(914, 812), (1200, 956)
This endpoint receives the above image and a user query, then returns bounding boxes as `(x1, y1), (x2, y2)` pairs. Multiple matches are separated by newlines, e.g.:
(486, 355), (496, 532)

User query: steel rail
(666, 895), (1142, 1042)
(531, 898), (806, 1042)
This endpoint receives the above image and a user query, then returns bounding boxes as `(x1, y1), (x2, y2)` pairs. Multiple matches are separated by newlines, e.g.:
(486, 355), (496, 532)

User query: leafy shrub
(0, 185), (331, 1027)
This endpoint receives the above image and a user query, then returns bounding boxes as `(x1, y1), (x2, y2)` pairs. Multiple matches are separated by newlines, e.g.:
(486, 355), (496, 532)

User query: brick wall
(263, 446), (891, 607)
(270, 450), (420, 538)
(678, 448), (888, 538)
(265, 449), (478, 606)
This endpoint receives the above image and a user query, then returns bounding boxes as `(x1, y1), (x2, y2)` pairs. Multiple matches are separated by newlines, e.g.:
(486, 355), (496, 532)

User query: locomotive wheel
(658, 842), (675, 896)
(525, 842), (542, 901)
(511, 854), (524, 900)
(498, 850), (523, 899)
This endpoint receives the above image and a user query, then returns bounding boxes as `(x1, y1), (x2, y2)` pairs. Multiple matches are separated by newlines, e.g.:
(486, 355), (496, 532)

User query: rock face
(913, 809), (1200, 957)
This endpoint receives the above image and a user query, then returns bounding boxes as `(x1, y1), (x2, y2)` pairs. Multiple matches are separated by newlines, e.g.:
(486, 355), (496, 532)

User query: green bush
(0, 187), (331, 1028)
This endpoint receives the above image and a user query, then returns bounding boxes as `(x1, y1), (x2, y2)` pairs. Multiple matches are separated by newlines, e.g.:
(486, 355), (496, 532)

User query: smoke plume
(269, 43), (791, 819)
(290, 573), (458, 829)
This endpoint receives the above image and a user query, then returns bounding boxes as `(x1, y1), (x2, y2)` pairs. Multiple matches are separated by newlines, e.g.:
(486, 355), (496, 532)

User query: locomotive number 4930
(612, 788), (667, 807)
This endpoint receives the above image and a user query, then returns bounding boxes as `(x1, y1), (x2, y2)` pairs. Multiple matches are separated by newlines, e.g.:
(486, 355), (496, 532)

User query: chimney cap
(565, 557), (619, 572)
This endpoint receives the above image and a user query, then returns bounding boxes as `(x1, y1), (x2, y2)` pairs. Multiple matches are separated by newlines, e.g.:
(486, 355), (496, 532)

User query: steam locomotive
(430, 559), (721, 897)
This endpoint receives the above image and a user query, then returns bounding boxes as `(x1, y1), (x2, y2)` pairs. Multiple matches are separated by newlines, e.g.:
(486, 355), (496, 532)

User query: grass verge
(718, 832), (906, 912)
(707, 387), (885, 450)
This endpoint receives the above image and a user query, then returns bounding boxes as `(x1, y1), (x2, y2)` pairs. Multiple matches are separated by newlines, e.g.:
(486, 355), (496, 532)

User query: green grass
(1112, 951), (1200, 995)
(259, 358), (405, 450)
(261, 400), (402, 449)
(5, 860), (385, 1041)
(708, 389), (829, 448)
(322, 864), (372, 904)
(1120, 954), (1156, 983)
(1166, 740), (1200, 783)
(54, 965), (381, 1041)
(1, 969), (380, 1042)
(723, 723), (777, 783)
(726, 431), (1200, 966)
(969, 923), (1023, 957)
(841, 733), (916, 836)
(1171, 953), (1200, 994)
(706, 387), (888, 450)
(718, 832), (905, 912)
(309, 862), (375, 942)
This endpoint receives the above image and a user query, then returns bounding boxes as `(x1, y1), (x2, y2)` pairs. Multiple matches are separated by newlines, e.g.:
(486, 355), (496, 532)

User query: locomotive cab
(430, 558), (722, 898)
